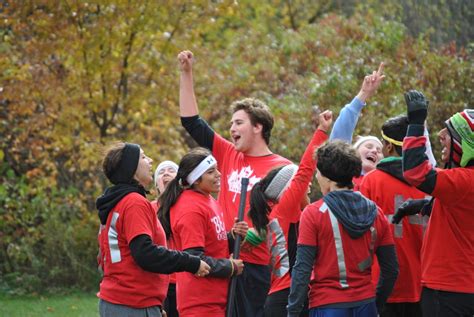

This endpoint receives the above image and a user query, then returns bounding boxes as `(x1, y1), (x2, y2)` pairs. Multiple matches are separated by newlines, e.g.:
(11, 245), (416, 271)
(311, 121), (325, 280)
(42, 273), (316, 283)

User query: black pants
(421, 287), (474, 317)
(380, 302), (422, 317)
(264, 287), (308, 317)
(163, 283), (178, 317)
(229, 262), (271, 317)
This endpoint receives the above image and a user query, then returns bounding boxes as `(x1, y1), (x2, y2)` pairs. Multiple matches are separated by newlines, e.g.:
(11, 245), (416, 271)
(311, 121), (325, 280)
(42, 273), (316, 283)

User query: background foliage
(1, 0), (472, 293)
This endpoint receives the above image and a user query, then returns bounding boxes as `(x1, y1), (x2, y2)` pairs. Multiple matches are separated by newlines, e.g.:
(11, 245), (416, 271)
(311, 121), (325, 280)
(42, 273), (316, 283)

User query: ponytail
(157, 147), (213, 239)
(248, 181), (272, 236)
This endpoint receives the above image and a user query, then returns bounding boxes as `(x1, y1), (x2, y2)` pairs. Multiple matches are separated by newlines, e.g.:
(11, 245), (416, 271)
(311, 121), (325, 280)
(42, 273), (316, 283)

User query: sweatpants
(380, 302), (422, 317)
(163, 283), (178, 317)
(308, 302), (377, 317)
(99, 299), (162, 317)
(264, 287), (309, 317)
(421, 287), (474, 317)
(229, 262), (271, 317)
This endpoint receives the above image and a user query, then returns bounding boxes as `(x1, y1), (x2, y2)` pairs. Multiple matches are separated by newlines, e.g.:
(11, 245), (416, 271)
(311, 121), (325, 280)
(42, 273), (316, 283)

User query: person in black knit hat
(96, 142), (210, 317)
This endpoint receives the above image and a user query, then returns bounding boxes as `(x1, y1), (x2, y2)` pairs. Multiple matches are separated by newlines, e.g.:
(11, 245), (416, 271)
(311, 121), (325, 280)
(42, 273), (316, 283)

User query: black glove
(392, 198), (430, 224)
(404, 90), (429, 124)
(420, 198), (433, 217)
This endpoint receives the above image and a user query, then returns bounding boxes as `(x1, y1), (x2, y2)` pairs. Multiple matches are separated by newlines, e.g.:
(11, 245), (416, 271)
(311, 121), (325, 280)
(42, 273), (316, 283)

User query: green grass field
(0, 292), (98, 317)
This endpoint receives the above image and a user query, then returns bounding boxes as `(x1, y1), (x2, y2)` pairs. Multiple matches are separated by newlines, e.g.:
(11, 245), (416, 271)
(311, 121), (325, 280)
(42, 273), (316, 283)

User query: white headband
(353, 135), (382, 150)
(154, 160), (179, 185)
(186, 155), (217, 185)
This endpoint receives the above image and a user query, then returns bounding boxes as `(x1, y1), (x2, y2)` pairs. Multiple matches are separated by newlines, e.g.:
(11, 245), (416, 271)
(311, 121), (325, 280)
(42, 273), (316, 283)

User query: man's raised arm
(178, 50), (199, 117)
(178, 50), (214, 149)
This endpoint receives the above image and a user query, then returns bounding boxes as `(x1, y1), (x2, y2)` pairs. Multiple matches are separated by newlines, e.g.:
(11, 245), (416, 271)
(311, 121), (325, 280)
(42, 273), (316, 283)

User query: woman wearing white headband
(154, 160), (179, 195)
(330, 63), (435, 190)
(96, 143), (210, 317)
(329, 63), (385, 190)
(158, 147), (247, 317)
(151, 160), (179, 317)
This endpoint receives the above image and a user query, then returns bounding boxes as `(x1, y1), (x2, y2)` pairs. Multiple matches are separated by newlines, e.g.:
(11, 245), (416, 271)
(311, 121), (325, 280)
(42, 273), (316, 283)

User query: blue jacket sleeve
(287, 244), (317, 317)
(329, 97), (365, 143)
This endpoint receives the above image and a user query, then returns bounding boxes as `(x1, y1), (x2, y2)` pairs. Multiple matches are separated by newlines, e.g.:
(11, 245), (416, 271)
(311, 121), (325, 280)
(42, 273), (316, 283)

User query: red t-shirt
(268, 129), (328, 294)
(170, 190), (229, 317)
(212, 133), (291, 264)
(298, 199), (394, 308)
(420, 166), (474, 293)
(98, 193), (169, 308)
(360, 166), (427, 303)
(151, 200), (176, 284)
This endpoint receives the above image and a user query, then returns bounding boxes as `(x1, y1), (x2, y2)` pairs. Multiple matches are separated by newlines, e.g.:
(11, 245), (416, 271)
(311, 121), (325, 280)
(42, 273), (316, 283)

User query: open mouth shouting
(365, 154), (378, 164)
(232, 133), (241, 145)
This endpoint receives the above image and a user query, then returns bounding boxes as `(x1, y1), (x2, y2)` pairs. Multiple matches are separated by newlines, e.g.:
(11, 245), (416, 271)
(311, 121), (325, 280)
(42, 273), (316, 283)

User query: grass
(0, 292), (98, 317)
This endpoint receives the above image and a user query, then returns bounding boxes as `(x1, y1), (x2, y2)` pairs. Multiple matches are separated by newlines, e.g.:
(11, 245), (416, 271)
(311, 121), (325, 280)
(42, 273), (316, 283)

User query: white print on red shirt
(210, 215), (227, 241)
(227, 166), (261, 202)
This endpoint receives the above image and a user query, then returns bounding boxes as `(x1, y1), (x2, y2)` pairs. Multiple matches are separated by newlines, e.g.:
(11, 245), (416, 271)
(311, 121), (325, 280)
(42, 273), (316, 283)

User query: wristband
(229, 260), (235, 277)
(245, 229), (265, 246)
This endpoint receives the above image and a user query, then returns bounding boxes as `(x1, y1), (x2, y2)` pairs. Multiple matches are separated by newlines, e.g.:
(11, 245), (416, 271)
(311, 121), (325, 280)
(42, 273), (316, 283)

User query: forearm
(130, 235), (200, 274)
(402, 124), (438, 194)
(329, 97), (365, 143)
(300, 129), (328, 172)
(179, 70), (199, 117)
(185, 247), (234, 278)
(287, 245), (317, 316)
(375, 245), (399, 312)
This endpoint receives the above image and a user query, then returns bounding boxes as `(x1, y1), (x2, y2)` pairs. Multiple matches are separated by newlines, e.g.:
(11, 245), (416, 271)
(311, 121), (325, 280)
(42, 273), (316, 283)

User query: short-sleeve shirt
(98, 193), (169, 308)
(360, 167), (427, 303)
(171, 190), (229, 317)
(212, 133), (291, 264)
(298, 198), (394, 308)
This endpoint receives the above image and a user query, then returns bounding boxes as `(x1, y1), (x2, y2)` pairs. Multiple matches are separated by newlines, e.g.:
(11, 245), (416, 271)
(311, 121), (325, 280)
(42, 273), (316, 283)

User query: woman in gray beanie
(246, 110), (333, 317)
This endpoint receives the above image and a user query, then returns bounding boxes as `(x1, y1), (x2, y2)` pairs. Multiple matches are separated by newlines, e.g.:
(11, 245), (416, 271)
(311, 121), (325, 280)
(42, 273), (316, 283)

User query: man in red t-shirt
(177, 50), (290, 316)
(288, 141), (399, 317)
(360, 114), (428, 317)
(401, 91), (474, 317)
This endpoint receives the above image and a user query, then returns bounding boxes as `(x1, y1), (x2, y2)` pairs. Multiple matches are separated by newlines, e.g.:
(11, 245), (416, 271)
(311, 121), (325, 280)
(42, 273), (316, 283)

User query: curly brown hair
(316, 141), (362, 189)
(231, 98), (274, 145)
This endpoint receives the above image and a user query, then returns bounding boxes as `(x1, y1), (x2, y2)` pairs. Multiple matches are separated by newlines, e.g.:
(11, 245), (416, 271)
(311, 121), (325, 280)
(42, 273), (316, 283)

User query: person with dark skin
(360, 114), (428, 316)
(96, 142), (210, 317)
(158, 147), (247, 317)
(401, 91), (474, 317)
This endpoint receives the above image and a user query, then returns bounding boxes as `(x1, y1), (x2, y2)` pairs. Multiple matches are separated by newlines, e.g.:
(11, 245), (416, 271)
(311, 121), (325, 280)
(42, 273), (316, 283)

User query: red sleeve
(297, 205), (319, 246)
(375, 209), (394, 248)
(273, 129), (328, 222)
(174, 209), (208, 250)
(431, 168), (473, 204)
(122, 197), (155, 244)
(212, 133), (235, 167)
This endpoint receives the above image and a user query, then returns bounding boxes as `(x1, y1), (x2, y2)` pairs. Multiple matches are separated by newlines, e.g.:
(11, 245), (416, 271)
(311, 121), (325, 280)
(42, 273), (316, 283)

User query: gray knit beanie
(264, 164), (298, 201)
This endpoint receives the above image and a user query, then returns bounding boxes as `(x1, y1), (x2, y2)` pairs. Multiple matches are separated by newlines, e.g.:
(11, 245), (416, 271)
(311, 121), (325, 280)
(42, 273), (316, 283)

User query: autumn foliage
(1, 1), (472, 293)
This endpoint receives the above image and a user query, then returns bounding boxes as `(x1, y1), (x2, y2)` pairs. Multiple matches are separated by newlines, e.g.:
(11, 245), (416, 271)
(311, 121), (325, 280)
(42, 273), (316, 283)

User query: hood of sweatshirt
(323, 190), (377, 239)
(96, 183), (147, 225)
(376, 156), (410, 185)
